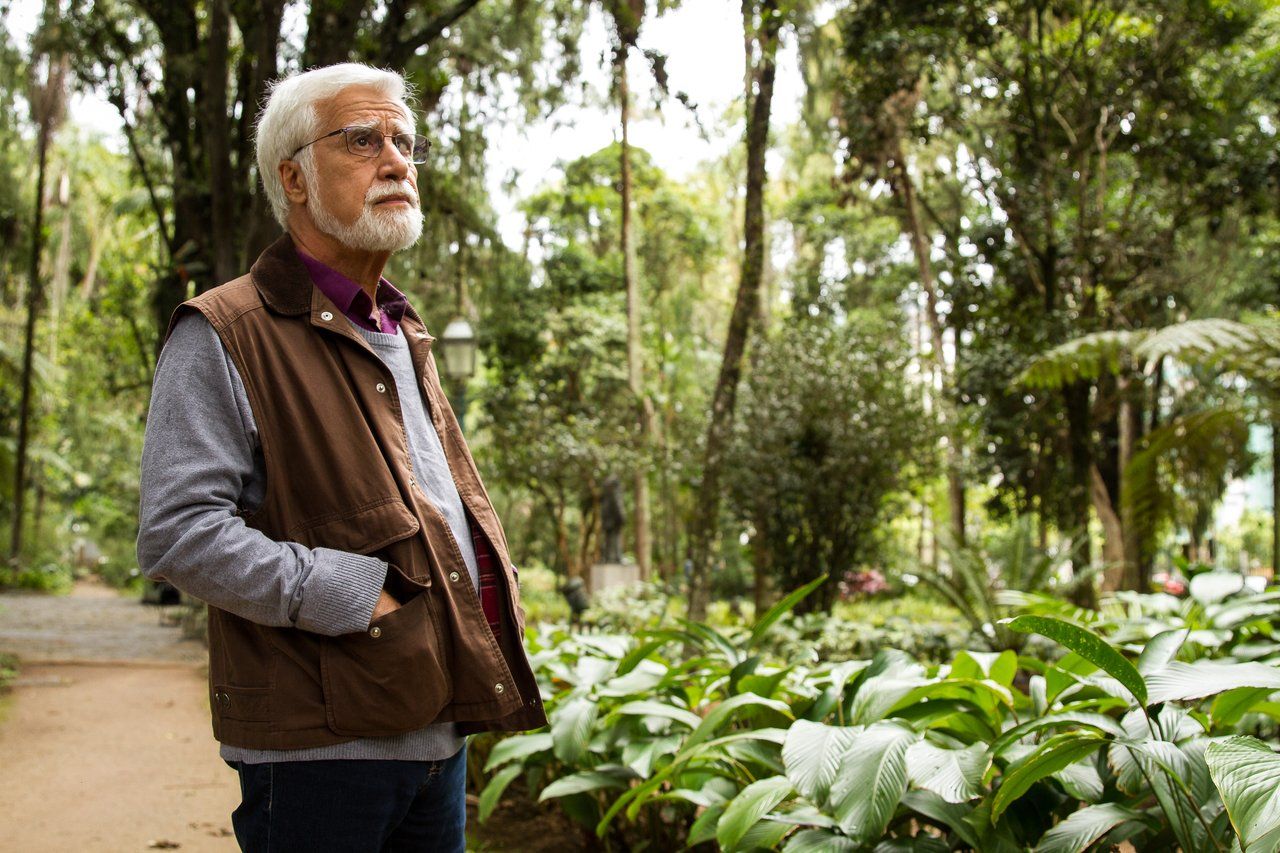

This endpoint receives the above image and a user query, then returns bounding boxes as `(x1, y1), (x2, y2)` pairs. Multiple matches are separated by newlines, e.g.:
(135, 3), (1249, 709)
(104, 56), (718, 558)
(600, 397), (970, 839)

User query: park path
(0, 579), (240, 852)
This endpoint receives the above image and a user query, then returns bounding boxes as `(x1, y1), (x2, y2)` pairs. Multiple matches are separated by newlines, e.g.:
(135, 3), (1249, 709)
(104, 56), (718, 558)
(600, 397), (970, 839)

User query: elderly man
(137, 63), (544, 852)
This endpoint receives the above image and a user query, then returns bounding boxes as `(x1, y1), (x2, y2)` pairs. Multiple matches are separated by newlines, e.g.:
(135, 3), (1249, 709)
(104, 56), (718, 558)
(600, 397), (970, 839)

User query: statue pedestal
(589, 562), (640, 594)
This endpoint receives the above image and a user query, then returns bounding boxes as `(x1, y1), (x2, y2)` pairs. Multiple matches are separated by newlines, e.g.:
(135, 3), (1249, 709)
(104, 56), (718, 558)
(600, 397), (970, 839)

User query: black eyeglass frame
(290, 125), (431, 164)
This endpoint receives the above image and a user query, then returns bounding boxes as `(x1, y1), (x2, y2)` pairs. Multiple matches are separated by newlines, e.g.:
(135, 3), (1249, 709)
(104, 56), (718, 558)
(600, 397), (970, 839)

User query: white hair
(255, 63), (416, 228)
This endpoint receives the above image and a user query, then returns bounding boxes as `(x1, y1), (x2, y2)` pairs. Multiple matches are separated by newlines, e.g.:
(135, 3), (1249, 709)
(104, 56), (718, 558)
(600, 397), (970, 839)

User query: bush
(481, 579), (1280, 851)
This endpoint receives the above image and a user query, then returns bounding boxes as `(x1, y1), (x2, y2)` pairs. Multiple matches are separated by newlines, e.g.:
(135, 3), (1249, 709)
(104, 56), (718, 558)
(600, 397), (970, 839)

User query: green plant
(480, 579), (1280, 850)
(916, 516), (1094, 652)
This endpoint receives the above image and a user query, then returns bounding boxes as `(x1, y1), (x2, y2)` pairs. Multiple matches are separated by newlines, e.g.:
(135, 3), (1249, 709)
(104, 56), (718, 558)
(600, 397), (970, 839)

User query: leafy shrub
(0, 651), (18, 692)
(7, 561), (73, 594)
(482, 579), (1280, 850)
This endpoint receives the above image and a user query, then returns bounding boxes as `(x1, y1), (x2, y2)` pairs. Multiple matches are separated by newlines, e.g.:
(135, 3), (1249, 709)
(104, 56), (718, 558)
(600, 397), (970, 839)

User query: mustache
(366, 182), (420, 208)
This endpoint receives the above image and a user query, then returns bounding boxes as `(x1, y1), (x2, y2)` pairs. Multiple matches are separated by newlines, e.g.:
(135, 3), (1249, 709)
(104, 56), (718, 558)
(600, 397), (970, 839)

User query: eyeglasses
(290, 125), (431, 164)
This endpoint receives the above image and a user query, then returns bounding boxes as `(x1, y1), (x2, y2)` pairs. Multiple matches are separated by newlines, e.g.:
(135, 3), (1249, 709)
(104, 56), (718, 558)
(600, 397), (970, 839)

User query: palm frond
(1019, 330), (1145, 389)
(1133, 318), (1280, 371)
(1122, 405), (1252, 526)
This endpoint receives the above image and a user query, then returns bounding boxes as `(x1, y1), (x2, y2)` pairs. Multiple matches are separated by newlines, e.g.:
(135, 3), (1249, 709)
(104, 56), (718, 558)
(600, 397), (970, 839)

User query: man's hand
(370, 588), (401, 625)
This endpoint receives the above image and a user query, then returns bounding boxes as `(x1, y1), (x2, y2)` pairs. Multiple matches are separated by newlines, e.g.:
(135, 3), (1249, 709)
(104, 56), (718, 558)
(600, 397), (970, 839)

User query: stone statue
(600, 473), (625, 564)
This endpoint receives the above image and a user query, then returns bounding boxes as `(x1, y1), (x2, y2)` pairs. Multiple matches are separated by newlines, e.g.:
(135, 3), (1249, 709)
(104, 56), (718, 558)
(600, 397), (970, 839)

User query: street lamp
(438, 316), (477, 431)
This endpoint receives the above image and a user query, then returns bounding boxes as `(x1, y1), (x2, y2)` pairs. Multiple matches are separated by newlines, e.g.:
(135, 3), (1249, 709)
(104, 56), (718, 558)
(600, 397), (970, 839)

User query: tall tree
(606, 0), (657, 578)
(64, 0), (488, 350)
(9, 0), (68, 572)
(687, 0), (784, 620)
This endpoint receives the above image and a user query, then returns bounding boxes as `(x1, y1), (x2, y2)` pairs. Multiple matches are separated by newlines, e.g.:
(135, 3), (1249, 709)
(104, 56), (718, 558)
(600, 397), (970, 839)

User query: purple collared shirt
(297, 250), (409, 335)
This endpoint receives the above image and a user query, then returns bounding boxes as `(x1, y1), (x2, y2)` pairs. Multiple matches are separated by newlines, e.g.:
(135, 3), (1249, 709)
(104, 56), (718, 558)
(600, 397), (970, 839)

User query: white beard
(302, 158), (424, 253)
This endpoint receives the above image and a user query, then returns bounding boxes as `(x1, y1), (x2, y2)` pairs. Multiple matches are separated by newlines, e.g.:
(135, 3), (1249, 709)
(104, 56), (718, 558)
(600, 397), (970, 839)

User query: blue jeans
(227, 745), (467, 852)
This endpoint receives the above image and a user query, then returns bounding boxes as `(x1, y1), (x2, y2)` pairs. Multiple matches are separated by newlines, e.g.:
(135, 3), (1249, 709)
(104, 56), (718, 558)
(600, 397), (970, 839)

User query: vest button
(369, 626), (382, 638)
(494, 683), (505, 694)
(448, 571), (460, 582)
(320, 311), (333, 321)
(376, 383), (386, 393)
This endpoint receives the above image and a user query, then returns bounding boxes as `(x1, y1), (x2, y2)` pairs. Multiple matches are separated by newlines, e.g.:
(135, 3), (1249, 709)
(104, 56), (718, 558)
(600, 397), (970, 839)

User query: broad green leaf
(594, 728), (788, 836)
(783, 828), (858, 852)
(989, 711), (1124, 757)
(552, 696), (598, 764)
(1207, 736), (1280, 852)
(951, 650), (1017, 686)
(906, 740), (987, 803)
(1133, 740), (1211, 852)
(686, 802), (725, 848)
(1189, 571), (1245, 605)
(1137, 629), (1189, 675)
(484, 732), (554, 771)
(782, 719), (863, 803)
(1053, 759), (1103, 802)
(1146, 660), (1280, 704)
(901, 790), (981, 849)
(539, 767), (634, 801)
(738, 817), (793, 851)
(1004, 615), (1147, 706)
(963, 796), (1026, 853)
(828, 721), (918, 843)
(1034, 803), (1145, 853)
(1212, 688), (1275, 729)
(477, 764), (521, 823)
(992, 732), (1106, 821)
(616, 638), (670, 676)
(848, 657), (931, 724)
(717, 776), (795, 852)
(683, 692), (792, 751)
(612, 699), (701, 729)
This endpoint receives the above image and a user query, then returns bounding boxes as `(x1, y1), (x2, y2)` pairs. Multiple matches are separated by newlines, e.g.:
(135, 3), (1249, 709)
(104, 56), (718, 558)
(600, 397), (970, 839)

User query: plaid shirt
(469, 517), (502, 639)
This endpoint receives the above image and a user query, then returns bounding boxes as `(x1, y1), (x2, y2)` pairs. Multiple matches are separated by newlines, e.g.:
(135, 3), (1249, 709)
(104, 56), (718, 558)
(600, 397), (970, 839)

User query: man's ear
(279, 160), (308, 205)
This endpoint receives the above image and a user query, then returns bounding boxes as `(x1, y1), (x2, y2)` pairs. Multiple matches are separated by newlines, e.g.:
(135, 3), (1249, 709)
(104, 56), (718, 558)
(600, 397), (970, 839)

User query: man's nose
(377, 139), (412, 180)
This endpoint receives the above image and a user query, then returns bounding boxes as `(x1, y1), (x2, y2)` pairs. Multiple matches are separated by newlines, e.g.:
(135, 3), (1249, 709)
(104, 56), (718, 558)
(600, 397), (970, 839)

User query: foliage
(481, 580), (1280, 850)
(915, 516), (1095, 652)
(726, 317), (933, 611)
(477, 144), (720, 580)
(0, 650), (17, 692)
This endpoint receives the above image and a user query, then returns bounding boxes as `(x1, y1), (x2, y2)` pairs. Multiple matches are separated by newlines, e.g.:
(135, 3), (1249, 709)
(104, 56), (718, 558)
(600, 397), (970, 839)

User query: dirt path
(0, 580), (576, 852)
(0, 580), (239, 852)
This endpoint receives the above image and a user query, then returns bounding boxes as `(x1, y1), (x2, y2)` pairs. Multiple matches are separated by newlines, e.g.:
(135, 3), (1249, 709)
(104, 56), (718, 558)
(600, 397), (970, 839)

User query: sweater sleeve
(136, 311), (387, 636)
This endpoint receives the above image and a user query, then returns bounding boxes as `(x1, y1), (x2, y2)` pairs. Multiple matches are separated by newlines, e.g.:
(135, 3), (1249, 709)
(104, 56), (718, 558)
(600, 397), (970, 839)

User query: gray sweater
(138, 312), (477, 762)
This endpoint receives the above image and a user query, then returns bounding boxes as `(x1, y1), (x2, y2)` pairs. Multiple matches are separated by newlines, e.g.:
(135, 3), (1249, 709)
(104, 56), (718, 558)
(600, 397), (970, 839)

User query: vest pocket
(318, 592), (451, 736)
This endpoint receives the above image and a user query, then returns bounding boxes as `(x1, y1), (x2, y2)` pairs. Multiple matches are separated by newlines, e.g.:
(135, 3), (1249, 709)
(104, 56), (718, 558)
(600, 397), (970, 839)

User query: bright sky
(3, 0), (804, 249)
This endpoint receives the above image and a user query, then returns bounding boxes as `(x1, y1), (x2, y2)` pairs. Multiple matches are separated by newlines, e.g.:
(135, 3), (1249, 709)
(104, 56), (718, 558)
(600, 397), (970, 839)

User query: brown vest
(168, 235), (547, 749)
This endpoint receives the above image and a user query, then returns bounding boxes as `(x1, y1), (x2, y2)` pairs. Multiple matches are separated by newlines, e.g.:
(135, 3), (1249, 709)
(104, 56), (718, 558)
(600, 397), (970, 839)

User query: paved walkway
(0, 578), (206, 664)
(0, 580), (238, 851)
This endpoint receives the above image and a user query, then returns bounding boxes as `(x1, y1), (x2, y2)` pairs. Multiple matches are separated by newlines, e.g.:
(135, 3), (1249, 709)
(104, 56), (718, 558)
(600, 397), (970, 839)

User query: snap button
(376, 383), (387, 393)
(449, 571), (460, 582)
(320, 311), (333, 321)
(494, 683), (505, 694)
(369, 626), (382, 638)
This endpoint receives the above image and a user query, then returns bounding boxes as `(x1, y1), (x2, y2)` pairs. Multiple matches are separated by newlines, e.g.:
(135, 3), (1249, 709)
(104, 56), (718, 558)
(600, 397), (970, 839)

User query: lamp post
(438, 316), (477, 432)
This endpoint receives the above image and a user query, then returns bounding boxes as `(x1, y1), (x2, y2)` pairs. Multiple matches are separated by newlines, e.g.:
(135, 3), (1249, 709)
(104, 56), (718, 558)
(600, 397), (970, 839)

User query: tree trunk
(618, 43), (654, 580)
(686, 0), (781, 621)
(10, 115), (53, 573)
(891, 143), (966, 546)
(1091, 464), (1126, 589)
